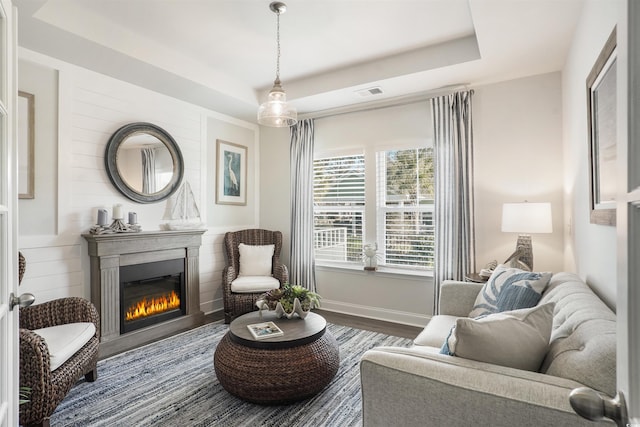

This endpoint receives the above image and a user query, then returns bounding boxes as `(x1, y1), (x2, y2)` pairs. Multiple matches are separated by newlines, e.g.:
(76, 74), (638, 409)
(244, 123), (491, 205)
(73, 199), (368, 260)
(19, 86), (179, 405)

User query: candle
(112, 204), (123, 220)
(128, 212), (137, 225)
(97, 209), (108, 226)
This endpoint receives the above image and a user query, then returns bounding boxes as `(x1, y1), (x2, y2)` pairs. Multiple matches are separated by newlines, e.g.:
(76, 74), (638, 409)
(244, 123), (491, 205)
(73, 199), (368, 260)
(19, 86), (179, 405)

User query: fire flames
(125, 290), (180, 321)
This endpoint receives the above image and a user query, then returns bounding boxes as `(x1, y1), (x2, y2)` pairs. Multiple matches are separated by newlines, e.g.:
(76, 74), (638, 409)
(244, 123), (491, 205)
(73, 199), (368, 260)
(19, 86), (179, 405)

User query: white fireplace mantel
(83, 229), (206, 358)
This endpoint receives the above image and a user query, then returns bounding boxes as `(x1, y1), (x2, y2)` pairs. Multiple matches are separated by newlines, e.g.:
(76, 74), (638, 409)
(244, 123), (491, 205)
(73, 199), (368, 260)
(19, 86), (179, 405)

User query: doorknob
(9, 292), (35, 310)
(569, 387), (629, 427)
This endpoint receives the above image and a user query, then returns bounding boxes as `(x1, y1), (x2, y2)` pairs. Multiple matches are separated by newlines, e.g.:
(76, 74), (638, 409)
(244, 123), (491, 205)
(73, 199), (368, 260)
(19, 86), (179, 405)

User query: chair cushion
(440, 302), (555, 371)
(231, 276), (280, 293)
(32, 322), (96, 371)
(468, 264), (552, 317)
(238, 243), (275, 276)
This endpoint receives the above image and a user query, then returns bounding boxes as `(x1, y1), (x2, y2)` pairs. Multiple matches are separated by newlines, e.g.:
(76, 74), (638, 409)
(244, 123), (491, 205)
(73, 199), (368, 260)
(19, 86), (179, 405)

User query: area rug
(51, 321), (413, 426)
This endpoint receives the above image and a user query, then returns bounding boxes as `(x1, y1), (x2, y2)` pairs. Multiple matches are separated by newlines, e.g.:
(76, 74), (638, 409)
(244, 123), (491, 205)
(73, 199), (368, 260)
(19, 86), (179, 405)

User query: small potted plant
(256, 282), (321, 319)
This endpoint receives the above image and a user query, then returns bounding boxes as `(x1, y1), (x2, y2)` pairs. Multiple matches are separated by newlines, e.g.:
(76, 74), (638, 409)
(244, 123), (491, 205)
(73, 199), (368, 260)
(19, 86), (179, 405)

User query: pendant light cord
(275, 9), (281, 81)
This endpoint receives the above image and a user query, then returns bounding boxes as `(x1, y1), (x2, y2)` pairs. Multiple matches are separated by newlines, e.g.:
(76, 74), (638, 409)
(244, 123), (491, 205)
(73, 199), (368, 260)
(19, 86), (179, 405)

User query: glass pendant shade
(258, 2), (297, 127)
(258, 79), (297, 127)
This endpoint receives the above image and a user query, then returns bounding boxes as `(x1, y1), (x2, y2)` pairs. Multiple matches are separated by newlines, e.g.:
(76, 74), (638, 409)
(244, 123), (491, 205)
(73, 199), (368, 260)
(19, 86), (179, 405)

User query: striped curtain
(289, 119), (317, 292)
(141, 147), (156, 193)
(431, 91), (476, 314)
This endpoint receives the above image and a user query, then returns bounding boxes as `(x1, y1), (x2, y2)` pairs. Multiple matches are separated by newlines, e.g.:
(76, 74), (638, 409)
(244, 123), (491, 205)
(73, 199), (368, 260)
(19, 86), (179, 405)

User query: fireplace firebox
(120, 259), (186, 334)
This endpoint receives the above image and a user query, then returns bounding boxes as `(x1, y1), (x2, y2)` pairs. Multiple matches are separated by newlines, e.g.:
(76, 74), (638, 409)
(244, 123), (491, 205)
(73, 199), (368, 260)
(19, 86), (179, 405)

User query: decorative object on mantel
(362, 242), (380, 271)
(256, 282), (321, 319)
(160, 181), (204, 230)
(89, 204), (142, 234)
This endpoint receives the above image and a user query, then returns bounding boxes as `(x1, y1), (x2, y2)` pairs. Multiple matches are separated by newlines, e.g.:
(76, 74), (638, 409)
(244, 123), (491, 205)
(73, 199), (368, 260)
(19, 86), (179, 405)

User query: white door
(0, 1), (17, 426)
(617, 0), (639, 423)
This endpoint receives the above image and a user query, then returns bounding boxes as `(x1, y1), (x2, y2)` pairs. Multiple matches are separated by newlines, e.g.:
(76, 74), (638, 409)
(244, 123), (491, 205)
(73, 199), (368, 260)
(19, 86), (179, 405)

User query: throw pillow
(439, 302), (555, 371)
(468, 264), (552, 318)
(238, 243), (275, 276)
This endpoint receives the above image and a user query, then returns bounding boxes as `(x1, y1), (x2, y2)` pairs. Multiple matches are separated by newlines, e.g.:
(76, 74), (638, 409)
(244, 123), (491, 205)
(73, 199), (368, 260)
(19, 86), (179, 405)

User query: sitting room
(3, 0), (638, 426)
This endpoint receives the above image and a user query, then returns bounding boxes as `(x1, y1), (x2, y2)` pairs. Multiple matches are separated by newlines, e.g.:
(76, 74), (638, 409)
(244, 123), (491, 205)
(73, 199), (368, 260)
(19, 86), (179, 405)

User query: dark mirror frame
(105, 122), (184, 204)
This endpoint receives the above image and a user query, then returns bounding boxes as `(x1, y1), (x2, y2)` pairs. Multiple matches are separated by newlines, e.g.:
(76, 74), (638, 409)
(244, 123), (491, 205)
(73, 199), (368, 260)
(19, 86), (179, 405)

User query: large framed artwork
(216, 139), (247, 205)
(586, 27), (617, 226)
(18, 91), (35, 199)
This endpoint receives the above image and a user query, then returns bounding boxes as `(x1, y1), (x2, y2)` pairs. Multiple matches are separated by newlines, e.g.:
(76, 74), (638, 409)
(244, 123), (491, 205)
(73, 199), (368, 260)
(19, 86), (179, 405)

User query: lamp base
(503, 234), (533, 271)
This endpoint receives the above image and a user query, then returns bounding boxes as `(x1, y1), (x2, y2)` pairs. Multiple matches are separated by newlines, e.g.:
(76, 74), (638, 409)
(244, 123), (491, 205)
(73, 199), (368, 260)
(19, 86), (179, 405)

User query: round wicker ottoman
(214, 311), (340, 404)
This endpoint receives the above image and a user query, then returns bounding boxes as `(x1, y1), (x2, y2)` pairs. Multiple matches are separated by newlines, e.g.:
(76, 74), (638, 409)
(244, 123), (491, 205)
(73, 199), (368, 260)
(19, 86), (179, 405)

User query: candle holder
(89, 218), (142, 234)
(89, 224), (113, 235)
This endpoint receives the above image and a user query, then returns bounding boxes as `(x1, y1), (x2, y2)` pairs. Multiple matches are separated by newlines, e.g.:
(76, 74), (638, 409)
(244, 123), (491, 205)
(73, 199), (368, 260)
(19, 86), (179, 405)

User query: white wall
(474, 72), (565, 274)
(260, 73), (565, 326)
(258, 126), (291, 267)
(18, 60), (58, 236)
(312, 103), (433, 326)
(17, 48), (260, 315)
(562, 0), (618, 308)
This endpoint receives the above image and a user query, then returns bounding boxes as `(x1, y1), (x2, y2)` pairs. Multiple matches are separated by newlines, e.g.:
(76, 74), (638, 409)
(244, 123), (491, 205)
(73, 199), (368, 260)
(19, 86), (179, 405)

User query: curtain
(289, 119), (317, 292)
(141, 147), (156, 194)
(431, 91), (476, 314)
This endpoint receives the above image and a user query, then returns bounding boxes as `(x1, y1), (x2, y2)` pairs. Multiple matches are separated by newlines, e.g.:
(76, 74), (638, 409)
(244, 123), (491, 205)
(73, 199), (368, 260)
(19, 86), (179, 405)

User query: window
(313, 147), (434, 271)
(377, 148), (434, 269)
(313, 154), (365, 263)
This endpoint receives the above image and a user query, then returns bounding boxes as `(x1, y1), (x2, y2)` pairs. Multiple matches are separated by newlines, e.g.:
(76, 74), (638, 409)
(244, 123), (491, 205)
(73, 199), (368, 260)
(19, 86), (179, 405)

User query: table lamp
(501, 202), (552, 271)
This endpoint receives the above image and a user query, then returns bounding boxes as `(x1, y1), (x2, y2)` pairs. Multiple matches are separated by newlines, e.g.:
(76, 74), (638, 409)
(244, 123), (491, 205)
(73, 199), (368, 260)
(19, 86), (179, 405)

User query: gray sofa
(360, 272), (616, 427)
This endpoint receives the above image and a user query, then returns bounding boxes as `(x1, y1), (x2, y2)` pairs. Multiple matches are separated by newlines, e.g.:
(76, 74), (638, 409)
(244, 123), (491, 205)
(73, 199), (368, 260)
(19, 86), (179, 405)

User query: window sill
(315, 262), (433, 280)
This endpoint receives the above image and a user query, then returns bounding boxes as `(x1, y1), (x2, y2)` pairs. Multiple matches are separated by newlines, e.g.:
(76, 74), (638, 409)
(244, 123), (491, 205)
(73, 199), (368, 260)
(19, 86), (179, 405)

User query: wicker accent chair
(18, 253), (100, 427)
(223, 229), (288, 323)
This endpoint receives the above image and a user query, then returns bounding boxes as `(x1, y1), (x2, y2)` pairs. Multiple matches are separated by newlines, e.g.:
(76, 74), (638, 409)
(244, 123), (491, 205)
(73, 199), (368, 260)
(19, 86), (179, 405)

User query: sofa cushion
(468, 264), (552, 317)
(231, 276), (280, 293)
(440, 302), (555, 371)
(413, 315), (459, 347)
(238, 243), (274, 276)
(538, 272), (616, 397)
(32, 322), (96, 371)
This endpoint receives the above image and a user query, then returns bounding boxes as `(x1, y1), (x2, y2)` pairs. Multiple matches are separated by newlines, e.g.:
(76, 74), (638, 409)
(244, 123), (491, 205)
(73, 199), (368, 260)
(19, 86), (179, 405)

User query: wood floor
(207, 309), (422, 340)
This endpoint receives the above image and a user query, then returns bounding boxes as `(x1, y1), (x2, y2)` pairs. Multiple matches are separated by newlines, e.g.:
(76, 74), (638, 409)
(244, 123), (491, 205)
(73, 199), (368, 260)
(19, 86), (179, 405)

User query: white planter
(256, 297), (309, 319)
(275, 297), (309, 319)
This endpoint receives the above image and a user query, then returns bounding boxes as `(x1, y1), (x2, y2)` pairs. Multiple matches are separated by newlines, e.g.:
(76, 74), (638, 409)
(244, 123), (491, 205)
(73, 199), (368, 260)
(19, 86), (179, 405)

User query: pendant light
(257, 1), (298, 127)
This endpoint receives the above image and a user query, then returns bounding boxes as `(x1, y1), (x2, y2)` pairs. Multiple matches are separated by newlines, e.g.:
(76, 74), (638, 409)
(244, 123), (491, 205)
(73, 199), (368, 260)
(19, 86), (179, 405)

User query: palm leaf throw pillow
(468, 264), (552, 318)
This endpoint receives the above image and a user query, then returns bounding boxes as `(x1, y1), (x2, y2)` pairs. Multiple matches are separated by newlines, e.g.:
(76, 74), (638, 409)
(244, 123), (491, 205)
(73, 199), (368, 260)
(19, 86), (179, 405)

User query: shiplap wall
(18, 49), (259, 314)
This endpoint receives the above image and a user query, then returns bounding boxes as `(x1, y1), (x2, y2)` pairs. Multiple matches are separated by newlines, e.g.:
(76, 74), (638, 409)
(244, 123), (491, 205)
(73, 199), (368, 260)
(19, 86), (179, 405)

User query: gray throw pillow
(440, 302), (555, 371)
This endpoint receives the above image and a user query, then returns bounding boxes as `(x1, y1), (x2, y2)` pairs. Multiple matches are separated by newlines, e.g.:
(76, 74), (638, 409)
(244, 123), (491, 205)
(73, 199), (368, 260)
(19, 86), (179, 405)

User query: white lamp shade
(501, 202), (552, 234)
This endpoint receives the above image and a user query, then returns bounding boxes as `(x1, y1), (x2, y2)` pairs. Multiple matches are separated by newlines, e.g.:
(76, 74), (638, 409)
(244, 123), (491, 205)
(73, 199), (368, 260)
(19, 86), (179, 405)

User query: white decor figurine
(363, 243), (379, 271)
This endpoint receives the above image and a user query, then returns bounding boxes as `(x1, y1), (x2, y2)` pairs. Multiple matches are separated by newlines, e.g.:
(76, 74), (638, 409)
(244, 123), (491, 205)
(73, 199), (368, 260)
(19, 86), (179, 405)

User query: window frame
(313, 143), (434, 275)
(313, 152), (366, 265)
(375, 147), (435, 271)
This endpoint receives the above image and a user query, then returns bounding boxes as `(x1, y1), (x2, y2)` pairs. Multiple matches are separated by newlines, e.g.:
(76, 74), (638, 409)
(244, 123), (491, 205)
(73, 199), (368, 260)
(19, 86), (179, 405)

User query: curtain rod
(297, 84), (472, 121)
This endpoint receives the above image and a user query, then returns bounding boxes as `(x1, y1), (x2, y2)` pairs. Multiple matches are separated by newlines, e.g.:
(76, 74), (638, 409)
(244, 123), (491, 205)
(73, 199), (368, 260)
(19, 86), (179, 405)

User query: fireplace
(83, 230), (205, 358)
(120, 259), (186, 334)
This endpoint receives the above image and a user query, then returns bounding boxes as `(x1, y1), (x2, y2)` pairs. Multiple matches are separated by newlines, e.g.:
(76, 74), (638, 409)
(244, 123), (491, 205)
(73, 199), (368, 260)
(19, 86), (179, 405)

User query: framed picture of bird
(216, 139), (247, 205)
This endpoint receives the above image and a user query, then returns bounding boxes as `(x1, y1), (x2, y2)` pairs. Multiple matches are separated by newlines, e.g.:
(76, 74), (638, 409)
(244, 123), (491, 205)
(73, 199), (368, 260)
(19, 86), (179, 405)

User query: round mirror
(105, 122), (184, 203)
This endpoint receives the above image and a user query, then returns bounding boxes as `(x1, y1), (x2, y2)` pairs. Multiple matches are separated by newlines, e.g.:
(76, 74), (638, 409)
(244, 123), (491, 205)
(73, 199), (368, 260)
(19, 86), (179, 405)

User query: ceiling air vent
(356, 86), (384, 97)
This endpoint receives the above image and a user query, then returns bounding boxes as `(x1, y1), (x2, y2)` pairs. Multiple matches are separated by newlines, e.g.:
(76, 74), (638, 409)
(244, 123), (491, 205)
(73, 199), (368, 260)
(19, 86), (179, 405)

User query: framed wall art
(18, 91), (35, 199)
(216, 139), (247, 205)
(586, 27), (617, 226)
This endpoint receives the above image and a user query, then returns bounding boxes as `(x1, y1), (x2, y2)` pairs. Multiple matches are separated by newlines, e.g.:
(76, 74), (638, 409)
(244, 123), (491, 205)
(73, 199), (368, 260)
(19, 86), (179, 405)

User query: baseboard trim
(319, 299), (430, 328)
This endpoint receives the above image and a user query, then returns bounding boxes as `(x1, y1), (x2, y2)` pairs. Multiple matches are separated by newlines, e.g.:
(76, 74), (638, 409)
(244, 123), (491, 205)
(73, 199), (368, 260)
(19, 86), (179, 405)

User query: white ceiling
(15, 0), (584, 123)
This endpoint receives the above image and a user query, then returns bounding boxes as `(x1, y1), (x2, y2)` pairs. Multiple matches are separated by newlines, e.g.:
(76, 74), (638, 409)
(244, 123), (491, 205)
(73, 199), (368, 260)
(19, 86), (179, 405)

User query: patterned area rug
(51, 321), (412, 426)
